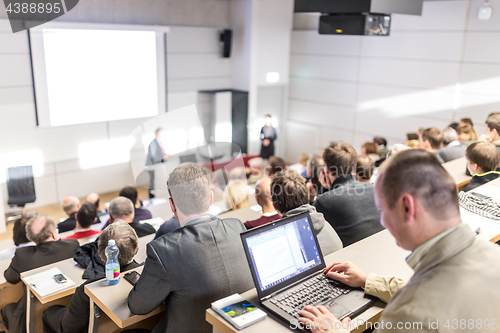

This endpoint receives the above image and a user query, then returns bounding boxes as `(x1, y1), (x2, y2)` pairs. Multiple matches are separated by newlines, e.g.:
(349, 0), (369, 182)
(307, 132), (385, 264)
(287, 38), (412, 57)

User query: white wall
(0, 21), (232, 211)
(285, 0), (500, 161)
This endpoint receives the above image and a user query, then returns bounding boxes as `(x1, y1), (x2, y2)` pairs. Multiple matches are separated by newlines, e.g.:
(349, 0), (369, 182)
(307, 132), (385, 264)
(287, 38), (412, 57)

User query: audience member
(460, 117), (474, 126)
(1, 215), (79, 333)
(406, 133), (418, 141)
(272, 170), (342, 256)
(85, 192), (102, 224)
(300, 149), (500, 333)
(229, 166), (247, 181)
(387, 143), (411, 159)
(62, 203), (101, 240)
(306, 154), (325, 200)
(224, 179), (250, 211)
(484, 113), (500, 149)
(119, 186), (152, 222)
(42, 221), (141, 333)
(107, 197), (155, 237)
(456, 122), (478, 146)
(247, 157), (266, 185)
(438, 127), (466, 163)
(463, 141), (500, 192)
(288, 153), (309, 176)
(420, 127), (445, 163)
(58, 196), (80, 233)
(373, 136), (389, 157)
(448, 122), (459, 131)
(361, 142), (379, 163)
(244, 177), (280, 230)
(267, 156), (286, 177)
(85, 192), (100, 210)
(127, 163), (254, 333)
(312, 143), (383, 247)
(355, 155), (375, 184)
(405, 140), (420, 149)
(0, 214), (34, 261)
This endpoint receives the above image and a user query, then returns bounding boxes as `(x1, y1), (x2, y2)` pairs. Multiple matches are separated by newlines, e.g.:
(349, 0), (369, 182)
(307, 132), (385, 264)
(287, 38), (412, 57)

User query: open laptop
(240, 212), (375, 331)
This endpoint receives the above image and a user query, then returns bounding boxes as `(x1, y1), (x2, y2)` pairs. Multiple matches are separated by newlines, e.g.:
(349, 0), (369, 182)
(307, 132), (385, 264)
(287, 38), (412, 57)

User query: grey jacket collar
(282, 204), (325, 232)
(412, 223), (476, 276)
(183, 215), (215, 227)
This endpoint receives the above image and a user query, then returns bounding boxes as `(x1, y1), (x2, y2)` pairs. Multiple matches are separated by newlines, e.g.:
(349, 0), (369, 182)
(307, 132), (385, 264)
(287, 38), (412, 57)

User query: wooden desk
(206, 230), (413, 333)
(85, 266), (166, 333)
(20, 258), (85, 333)
(442, 157), (471, 190)
(136, 234), (155, 264)
(462, 178), (500, 242)
(217, 207), (263, 224)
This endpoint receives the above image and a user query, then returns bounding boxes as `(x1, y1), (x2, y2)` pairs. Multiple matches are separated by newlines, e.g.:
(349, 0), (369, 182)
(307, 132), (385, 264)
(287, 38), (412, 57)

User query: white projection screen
(29, 23), (168, 127)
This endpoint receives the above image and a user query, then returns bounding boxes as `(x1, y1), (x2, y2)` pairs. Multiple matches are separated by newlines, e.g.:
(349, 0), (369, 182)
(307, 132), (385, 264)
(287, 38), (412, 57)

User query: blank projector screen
(30, 24), (167, 127)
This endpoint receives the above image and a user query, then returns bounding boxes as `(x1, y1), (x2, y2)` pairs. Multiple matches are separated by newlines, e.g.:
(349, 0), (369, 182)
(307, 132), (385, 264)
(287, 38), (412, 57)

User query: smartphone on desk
(54, 274), (67, 284)
(124, 271), (141, 285)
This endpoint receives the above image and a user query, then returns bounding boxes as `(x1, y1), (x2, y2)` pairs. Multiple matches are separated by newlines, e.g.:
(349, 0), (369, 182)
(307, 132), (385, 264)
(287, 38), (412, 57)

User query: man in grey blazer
(127, 163), (254, 333)
(438, 127), (466, 163)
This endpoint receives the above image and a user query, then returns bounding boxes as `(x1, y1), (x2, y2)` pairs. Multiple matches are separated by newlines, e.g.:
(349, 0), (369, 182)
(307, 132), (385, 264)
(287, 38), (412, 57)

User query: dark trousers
(42, 305), (66, 333)
(1, 303), (15, 331)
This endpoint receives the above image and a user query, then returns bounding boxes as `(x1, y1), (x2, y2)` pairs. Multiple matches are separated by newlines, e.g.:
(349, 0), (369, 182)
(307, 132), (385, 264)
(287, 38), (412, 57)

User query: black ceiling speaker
(220, 29), (232, 58)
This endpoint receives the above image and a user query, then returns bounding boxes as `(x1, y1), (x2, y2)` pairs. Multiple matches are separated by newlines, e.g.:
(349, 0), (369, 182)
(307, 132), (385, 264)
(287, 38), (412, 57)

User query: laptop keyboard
(270, 274), (351, 318)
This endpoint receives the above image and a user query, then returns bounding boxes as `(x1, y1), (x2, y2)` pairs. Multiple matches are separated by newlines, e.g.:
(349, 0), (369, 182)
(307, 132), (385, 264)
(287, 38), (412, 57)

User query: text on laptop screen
(245, 216), (322, 291)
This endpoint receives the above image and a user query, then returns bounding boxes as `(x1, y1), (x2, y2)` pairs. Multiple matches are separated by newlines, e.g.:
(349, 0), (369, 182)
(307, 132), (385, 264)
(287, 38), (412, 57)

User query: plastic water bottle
(105, 239), (120, 285)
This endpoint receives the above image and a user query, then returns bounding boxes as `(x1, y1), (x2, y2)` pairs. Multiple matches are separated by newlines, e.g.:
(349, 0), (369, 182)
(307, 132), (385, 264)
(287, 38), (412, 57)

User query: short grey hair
(62, 196), (79, 213)
(26, 215), (56, 245)
(98, 220), (138, 266)
(443, 127), (458, 146)
(168, 163), (211, 215)
(109, 197), (134, 220)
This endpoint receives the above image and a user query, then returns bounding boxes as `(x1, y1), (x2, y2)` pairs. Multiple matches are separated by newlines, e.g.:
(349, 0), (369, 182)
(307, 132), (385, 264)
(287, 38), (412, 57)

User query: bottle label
(106, 267), (120, 280)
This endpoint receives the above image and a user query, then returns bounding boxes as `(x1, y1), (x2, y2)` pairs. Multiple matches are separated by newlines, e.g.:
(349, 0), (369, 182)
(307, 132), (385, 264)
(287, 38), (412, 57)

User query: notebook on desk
(240, 212), (375, 331)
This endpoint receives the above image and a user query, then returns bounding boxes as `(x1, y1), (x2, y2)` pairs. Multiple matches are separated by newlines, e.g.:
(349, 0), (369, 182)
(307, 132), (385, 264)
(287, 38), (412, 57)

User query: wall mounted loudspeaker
(220, 29), (232, 58)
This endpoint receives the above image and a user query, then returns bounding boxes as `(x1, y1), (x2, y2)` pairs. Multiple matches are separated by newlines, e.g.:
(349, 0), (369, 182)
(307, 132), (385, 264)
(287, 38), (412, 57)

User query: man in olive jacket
(299, 150), (500, 333)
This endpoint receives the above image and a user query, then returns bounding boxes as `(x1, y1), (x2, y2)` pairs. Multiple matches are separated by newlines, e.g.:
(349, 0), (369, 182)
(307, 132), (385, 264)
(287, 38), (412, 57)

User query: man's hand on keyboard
(299, 305), (351, 333)
(324, 262), (367, 288)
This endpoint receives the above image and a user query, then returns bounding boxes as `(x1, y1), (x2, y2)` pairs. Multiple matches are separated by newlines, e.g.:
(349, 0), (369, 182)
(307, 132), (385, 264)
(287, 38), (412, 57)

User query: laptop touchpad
(327, 303), (349, 318)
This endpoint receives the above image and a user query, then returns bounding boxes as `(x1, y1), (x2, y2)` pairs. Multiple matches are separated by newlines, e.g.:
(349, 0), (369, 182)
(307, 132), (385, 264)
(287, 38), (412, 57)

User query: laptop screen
(244, 214), (323, 292)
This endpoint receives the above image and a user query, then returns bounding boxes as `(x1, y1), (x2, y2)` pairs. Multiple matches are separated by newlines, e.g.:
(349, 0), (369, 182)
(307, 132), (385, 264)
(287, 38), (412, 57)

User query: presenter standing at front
(260, 114), (277, 160)
(146, 128), (170, 198)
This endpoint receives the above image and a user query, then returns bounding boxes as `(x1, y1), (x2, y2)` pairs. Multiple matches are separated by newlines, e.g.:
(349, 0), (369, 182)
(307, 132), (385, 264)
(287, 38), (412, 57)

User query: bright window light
(215, 123), (233, 142)
(162, 129), (187, 155)
(79, 137), (135, 169)
(0, 149), (44, 183)
(266, 72), (280, 83)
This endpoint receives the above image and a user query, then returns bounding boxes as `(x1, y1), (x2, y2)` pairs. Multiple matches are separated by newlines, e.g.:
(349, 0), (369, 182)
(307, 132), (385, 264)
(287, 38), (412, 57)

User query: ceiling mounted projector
(295, 0), (423, 36)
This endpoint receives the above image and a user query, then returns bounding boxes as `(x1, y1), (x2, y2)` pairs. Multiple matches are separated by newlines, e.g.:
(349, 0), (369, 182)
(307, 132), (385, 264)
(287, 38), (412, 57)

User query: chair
(7, 166), (36, 207)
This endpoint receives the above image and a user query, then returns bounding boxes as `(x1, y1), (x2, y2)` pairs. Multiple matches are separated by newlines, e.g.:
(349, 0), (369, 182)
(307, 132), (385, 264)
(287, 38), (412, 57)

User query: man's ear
(52, 228), (59, 240)
(401, 194), (416, 223)
(169, 197), (177, 215)
(210, 191), (214, 206)
(494, 129), (499, 139)
(135, 246), (139, 255)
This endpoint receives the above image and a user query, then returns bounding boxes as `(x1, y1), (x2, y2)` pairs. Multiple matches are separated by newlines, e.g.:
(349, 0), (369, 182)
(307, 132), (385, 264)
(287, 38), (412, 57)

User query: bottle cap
(108, 239), (116, 246)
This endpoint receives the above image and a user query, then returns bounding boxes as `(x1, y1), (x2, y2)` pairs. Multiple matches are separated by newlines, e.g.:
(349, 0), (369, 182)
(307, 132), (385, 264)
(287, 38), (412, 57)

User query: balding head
(86, 193), (100, 210)
(108, 197), (135, 223)
(255, 177), (272, 206)
(26, 215), (57, 245)
(375, 150), (461, 250)
(62, 196), (80, 215)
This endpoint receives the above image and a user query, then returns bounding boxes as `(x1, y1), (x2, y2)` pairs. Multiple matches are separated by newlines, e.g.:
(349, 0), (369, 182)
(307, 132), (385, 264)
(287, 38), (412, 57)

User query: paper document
(24, 267), (76, 298)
